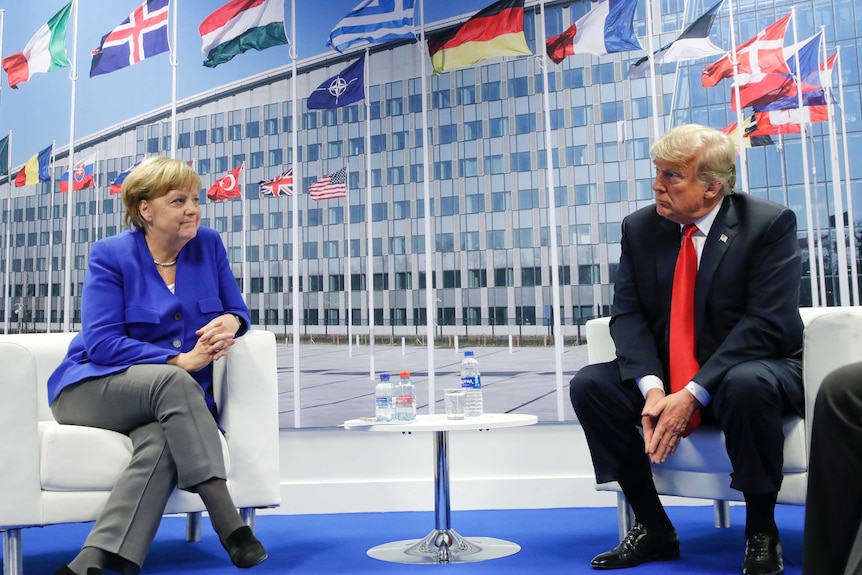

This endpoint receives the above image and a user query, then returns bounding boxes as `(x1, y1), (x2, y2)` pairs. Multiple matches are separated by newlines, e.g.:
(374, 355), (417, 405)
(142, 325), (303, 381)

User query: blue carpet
(12, 505), (803, 574)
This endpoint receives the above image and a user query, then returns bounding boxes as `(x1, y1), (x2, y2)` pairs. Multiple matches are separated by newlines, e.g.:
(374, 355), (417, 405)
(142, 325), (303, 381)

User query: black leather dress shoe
(590, 523), (680, 570)
(221, 525), (268, 569)
(742, 532), (783, 575)
(55, 566), (103, 575)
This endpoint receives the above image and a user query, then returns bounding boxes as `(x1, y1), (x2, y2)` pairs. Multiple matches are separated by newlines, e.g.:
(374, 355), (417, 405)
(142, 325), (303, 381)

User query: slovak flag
(207, 164), (243, 201)
(59, 153), (97, 193)
(546, 0), (640, 63)
(90, 0), (170, 78)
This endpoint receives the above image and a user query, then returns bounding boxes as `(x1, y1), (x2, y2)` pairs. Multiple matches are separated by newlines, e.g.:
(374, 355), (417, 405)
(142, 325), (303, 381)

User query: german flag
(427, 0), (532, 74)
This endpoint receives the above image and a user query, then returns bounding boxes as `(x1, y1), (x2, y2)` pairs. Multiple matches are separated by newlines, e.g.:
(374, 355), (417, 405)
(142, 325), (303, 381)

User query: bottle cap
(400, 371), (410, 378)
(464, 350), (474, 357)
(379, 373), (390, 381)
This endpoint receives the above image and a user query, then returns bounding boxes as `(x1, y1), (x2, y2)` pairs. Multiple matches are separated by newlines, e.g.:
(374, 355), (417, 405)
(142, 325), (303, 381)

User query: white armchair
(0, 330), (281, 575)
(584, 307), (862, 540)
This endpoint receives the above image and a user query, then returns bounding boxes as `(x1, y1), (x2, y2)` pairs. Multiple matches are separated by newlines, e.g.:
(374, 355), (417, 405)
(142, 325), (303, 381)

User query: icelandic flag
(546, 0), (640, 63)
(327, 0), (416, 53)
(307, 56), (365, 110)
(59, 153), (97, 193)
(109, 163), (138, 195)
(90, 0), (170, 78)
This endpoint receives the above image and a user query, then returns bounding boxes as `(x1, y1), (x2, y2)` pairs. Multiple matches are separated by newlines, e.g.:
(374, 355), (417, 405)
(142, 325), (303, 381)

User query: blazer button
(172, 339), (182, 349)
(174, 312), (182, 320)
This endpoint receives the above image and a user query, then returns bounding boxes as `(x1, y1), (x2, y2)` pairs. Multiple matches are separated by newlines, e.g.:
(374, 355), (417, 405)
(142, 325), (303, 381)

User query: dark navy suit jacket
(609, 193), (804, 412)
(48, 226), (250, 417)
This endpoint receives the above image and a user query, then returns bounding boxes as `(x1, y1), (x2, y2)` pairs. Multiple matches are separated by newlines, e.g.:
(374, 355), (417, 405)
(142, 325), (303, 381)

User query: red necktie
(669, 224), (701, 436)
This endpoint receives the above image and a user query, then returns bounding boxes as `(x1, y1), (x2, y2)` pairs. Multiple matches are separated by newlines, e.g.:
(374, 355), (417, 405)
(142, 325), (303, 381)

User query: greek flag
(327, 0), (416, 53)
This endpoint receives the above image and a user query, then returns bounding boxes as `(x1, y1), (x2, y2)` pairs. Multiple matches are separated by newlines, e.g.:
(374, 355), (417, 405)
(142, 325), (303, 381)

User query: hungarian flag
(207, 165), (243, 201)
(59, 153), (97, 193)
(427, 0), (532, 74)
(259, 168), (293, 197)
(546, 0), (640, 64)
(15, 144), (53, 187)
(200, 0), (289, 68)
(627, 0), (723, 78)
(2, 2), (72, 89)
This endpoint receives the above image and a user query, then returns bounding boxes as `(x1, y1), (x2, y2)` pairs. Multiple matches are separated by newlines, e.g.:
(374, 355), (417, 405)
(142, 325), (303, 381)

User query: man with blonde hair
(571, 124), (803, 574)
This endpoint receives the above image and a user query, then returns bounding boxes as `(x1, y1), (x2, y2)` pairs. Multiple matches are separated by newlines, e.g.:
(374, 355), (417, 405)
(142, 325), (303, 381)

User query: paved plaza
(275, 340), (589, 428)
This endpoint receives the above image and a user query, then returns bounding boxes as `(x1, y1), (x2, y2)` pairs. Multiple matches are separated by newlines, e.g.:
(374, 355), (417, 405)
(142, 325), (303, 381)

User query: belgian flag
(427, 0), (532, 74)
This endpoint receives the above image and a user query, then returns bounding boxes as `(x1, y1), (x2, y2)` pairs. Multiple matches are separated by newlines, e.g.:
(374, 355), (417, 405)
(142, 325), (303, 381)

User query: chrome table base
(367, 528), (520, 564)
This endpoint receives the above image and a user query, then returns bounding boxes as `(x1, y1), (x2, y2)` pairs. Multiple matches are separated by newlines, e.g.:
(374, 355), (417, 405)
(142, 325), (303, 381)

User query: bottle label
(396, 395), (413, 406)
(375, 397), (390, 408)
(461, 375), (480, 389)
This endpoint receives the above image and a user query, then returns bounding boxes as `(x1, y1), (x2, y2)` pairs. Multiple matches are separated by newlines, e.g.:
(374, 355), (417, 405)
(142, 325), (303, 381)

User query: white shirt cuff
(685, 381), (711, 406)
(636, 375), (664, 398)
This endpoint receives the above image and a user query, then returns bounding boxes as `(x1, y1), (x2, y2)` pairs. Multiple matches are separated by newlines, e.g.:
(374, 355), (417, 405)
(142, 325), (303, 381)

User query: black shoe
(221, 525), (268, 569)
(742, 532), (783, 575)
(55, 567), (103, 575)
(590, 523), (680, 569)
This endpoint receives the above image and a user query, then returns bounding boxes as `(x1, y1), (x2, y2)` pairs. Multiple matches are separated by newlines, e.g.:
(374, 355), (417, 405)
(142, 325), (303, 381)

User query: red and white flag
(750, 107), (828, 136)
(309, 167), (347, 201)
(207, 164), (242, 201)
(702, 14), (791, 86)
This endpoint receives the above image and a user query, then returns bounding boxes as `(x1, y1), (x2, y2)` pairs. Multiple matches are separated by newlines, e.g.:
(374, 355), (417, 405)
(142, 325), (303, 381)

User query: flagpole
(363, 47), (375, 381)
(808, 133), (828, 304)
(3, 130), (11, 334)
(835, 48), (859, 305)
(289, 0), (301, 428)
(419, 0), (436, 413)
(169, 0), (178, 160)
(345, 160), (353, 356)
(240, 163), (249, 307)
(643, 0), (660, 139)
(790, 8), (819, 306)
(63, 0), (80, 332)
(725, 0), (748, 192)
(537, 0), (566, 422)
(820, 29), (849, 305)
(47, 142), (56, 333)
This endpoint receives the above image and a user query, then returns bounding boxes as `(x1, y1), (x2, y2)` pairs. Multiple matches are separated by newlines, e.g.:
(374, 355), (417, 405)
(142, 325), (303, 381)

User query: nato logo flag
(307, 56), (365, 110)
(90, 0), (170, 78)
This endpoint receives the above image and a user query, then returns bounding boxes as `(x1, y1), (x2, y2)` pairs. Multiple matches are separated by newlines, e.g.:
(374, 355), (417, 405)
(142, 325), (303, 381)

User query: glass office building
(2, 0), (860, 339)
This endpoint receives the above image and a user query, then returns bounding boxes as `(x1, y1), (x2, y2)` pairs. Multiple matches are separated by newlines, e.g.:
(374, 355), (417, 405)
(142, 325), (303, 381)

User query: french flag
(59, 154), (96, 193)
(546, 0), (640, 63)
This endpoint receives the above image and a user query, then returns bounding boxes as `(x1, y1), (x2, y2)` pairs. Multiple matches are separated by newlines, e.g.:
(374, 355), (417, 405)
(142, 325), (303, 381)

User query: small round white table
(342, 413), (538, 564)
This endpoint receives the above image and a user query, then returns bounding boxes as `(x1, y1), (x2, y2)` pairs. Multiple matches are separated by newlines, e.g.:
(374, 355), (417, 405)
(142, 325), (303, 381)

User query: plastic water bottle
(461, 351), (483, 417)
(375, 373), (395, 423)
(395, 371), (416, 422)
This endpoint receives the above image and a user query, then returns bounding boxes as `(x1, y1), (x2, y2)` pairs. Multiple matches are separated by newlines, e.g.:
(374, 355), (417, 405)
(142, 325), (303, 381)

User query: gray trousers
(51, 364), (227, 567)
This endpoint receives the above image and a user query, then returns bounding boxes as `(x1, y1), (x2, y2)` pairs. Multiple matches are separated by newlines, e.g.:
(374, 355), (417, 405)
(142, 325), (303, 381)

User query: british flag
(90, 0), (170, 78)
(259, 168), (294, 197)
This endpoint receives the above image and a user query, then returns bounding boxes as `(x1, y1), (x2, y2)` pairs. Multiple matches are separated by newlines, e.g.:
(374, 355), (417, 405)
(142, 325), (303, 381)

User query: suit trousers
(569, 357), (802, 495)
(803, 362), (862, 575)
(50, 364), (227, 567)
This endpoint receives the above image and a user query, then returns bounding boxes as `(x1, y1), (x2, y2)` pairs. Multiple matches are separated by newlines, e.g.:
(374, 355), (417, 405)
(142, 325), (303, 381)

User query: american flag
(259, 168), (293, 197)
(309, 167), (348, 201)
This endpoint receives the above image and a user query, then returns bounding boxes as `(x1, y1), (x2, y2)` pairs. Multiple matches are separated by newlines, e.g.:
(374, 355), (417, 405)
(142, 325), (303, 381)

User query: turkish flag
(207, 164), (242, 201)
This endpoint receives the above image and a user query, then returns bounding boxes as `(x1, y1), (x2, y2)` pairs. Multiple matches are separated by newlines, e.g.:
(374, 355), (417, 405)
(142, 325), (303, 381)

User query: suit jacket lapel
(696, 196), (738, 332)
(656, 218), (681, 315)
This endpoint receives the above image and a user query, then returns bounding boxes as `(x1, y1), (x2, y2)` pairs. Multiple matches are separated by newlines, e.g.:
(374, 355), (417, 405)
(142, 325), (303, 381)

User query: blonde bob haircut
(122, 157), (201, 229)
(650, 124), (737, 195)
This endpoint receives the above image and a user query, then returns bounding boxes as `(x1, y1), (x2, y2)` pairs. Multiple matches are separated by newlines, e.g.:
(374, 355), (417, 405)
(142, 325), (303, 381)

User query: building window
(494, 267), (514, 287)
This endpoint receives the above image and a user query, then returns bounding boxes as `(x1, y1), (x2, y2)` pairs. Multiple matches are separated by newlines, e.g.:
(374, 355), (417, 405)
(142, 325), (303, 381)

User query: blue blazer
(48, 226), (250, 417)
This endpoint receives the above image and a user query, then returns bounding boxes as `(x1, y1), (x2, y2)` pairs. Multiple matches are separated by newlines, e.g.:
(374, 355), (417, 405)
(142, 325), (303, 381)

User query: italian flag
(1, 2), (72, 89)
(199, 0), (288, 68)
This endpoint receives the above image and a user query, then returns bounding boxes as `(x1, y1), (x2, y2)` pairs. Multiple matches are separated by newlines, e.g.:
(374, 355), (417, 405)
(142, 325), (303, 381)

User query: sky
(0, 0), (494, 168)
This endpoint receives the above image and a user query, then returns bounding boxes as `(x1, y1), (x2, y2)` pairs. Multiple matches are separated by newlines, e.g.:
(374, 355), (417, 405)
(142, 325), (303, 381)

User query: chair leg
(186, 511), (202, 542)
(713, 500), (731, 528)
(240, 507), (256, 532)
(2, 528), (23, 575)
(616, 492), (634, 542)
